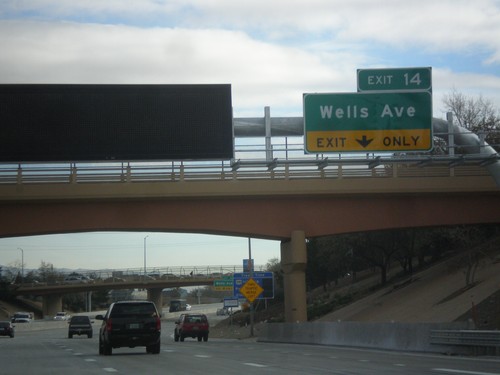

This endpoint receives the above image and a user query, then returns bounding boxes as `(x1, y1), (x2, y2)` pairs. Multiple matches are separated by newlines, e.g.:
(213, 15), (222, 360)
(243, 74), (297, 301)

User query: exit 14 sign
(304, 91), (432, 153)
(357, 67), (432, 92)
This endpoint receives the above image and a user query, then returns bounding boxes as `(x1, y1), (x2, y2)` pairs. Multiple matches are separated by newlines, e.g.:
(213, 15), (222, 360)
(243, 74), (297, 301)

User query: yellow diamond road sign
(239, 278), (264, 303)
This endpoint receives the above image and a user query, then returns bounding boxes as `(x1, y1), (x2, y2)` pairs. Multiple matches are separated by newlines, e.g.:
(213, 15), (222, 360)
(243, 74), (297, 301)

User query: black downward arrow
(356, 135), (374, 148)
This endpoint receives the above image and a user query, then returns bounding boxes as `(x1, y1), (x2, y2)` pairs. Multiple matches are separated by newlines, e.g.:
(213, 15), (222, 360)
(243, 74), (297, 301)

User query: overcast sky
(1, 1), (499, 271)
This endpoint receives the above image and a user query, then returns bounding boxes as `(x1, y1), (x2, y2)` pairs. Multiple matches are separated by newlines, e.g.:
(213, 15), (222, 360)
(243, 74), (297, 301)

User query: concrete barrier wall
(258, 321), (474, 354)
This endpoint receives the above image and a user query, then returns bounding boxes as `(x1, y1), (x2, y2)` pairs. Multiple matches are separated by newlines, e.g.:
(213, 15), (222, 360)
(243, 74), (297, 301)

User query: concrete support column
(281, 230), (307, 323)
(42, 294), (63, 319)
(147, 288), (163, 313)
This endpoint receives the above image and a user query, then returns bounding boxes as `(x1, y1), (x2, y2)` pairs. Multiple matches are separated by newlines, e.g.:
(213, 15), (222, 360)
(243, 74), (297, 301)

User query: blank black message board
(0, 84), (233, 162)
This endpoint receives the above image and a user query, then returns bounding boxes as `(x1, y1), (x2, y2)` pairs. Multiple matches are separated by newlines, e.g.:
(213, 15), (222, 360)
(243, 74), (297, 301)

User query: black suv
(96, 301), (161, 355)
(68, 315), (93, 338)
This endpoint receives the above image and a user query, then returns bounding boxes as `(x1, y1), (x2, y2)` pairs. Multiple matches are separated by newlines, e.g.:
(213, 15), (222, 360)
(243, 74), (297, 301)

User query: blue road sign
(233, 272), (274, 300)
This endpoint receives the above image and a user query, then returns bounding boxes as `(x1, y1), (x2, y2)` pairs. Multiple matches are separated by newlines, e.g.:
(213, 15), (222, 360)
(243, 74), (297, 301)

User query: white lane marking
(85, 359), (97, 362)
(73, 352), (83, 356)
(103, 368), (118, 373)
(244, 363), (268, 368)
(195, 354), (212, 358)
(163, 349), (176, 352)
(433, 369), (500, 375)
(394, 363), (406, 367)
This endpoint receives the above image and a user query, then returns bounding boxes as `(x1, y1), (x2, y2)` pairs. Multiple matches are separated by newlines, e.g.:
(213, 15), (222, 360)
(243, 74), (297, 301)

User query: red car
(0, 321), (15, 338)
(174, 314), (209, 342)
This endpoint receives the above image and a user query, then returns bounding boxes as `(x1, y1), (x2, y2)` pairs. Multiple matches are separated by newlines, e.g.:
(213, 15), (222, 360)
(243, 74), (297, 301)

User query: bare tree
(265, 257), (283, 290)
(450, 225), (493, 288)
(38, 261), (62, 284)
(443, 90), (500, 150)
(347, 230), (402, 286)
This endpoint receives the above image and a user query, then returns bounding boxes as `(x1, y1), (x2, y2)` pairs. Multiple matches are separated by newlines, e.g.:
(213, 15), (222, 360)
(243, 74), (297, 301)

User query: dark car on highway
(0, 321), (15, 338)
(174, 313), (209, 342)
(68, 315), (93, 338)
(96, 301), (161, 355)
(10, 312), (32, 323)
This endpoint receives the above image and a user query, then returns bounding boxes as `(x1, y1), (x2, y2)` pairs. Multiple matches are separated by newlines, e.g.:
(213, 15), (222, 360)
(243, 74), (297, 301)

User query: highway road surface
(3, 318), (500, 375)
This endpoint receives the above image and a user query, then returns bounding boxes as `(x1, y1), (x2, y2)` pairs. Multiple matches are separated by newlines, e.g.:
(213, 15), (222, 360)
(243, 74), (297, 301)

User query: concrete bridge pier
(281, 230), (308, 323)
(147, 288), (164, 313)
(42, 294), (63, 319)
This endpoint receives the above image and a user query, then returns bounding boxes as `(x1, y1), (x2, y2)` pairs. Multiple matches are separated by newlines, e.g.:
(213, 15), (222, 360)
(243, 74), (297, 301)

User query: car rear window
(0, 322), (9, 327)
(71, 316), (89, 323)
(110, 303), (157, 317)
(185, 315), (206, 323)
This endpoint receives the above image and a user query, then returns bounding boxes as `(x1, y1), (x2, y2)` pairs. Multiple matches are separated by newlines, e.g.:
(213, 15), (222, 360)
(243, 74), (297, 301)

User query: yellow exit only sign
(306, 129), (432, 152)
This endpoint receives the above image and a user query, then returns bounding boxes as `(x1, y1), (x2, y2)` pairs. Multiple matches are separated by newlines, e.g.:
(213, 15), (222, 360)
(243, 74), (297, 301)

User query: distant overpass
(12, 277), (215, 296)
(9, 265), (254, 317)
(13, 277), (216, 318)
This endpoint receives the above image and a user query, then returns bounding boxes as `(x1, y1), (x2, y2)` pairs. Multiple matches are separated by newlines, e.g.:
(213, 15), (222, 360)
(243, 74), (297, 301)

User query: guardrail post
(17, 164), (22, 184)
(126, 164), (131, 182)
(447, 112), (455, 157)
(69, 164), (77, 184)
(265, 106), (273, 162)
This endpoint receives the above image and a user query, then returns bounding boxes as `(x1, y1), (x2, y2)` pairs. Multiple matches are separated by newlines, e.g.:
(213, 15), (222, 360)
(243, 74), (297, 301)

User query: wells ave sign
(304, 92), (432, 153)
(213, 277), (233, 291)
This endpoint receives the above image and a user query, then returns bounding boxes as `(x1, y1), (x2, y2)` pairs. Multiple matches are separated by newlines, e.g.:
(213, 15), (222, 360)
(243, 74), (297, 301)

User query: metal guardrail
(430, 330), (500, 348)
(0, 154), (497, 185)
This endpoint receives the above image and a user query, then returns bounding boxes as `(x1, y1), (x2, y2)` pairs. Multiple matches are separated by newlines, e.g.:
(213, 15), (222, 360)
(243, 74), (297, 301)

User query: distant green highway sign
(357, 67), (432, 92)
(214, 278), (233, 291)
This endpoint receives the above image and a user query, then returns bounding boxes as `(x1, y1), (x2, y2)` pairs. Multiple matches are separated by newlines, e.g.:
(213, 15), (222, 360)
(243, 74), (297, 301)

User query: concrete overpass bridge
(1, 110), (499, 322)
(9, 265), (254, 317)
(13, 276), (216, 318)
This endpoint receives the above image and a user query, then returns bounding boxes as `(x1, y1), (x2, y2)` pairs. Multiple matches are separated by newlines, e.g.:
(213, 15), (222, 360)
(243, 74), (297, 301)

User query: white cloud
(0, 20), (362, 115)
(4, 1), (500, 60)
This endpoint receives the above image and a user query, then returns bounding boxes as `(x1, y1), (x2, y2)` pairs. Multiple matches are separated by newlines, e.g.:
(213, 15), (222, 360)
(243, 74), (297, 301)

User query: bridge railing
(15, 265), (267, 287)
(0, 156), (494, 184)
(0, 133), (498, 185)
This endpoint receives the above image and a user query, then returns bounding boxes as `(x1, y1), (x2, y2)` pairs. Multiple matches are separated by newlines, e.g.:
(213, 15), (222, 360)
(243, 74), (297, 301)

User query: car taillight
(155, 317), (161, 331)
(106, 318), (112, 332)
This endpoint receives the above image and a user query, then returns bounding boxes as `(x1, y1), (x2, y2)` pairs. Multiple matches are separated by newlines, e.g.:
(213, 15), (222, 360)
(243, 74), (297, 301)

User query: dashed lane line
(244, 363), (268, 368)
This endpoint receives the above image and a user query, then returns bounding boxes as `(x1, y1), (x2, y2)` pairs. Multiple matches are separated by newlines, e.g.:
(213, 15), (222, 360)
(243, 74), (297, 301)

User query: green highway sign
(357, 67), (432, 92)
(214, 279), (233, 291)
(304, 91), (433, 153)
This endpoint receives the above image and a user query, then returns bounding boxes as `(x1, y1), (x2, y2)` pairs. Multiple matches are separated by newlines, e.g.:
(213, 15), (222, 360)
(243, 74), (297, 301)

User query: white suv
(53, 312), (70, 321)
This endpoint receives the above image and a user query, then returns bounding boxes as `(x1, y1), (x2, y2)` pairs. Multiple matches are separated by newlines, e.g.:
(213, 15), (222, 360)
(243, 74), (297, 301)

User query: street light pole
(248, 237), (254, 337)
(143, 235), (149, 278)
(17, 248), (24, 283)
